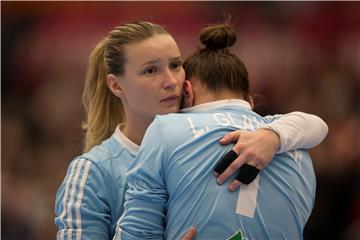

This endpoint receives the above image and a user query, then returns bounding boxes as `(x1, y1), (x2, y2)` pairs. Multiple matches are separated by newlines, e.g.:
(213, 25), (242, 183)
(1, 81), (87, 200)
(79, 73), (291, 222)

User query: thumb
(181, 225), (197, 240)
(219, 130), (243, 144)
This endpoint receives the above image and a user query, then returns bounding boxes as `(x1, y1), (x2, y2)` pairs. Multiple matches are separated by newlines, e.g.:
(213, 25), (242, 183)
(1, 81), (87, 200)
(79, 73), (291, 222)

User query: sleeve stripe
(66, 158), (86, 240)
(113, 224), (122, 240)
(75, 160), (92, 240)
(58, 158), (80, 236)
(57, 229), (65, 239)
(76, 229), (83, 240)
(57, 158), (94, 240)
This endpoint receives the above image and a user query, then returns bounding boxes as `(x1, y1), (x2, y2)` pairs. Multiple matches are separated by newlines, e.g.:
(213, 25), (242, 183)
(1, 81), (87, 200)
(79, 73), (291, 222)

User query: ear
(107, 74), (123, 98)
(181, 80), (195, 109)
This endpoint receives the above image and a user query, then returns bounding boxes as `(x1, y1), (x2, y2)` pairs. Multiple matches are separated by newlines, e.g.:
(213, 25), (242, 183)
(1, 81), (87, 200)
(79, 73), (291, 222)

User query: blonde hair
(82, 21), (169, 152)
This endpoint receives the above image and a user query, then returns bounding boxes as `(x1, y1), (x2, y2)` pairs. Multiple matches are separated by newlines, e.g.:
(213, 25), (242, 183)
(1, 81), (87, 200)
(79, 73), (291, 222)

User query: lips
(161, 95), (179, 102)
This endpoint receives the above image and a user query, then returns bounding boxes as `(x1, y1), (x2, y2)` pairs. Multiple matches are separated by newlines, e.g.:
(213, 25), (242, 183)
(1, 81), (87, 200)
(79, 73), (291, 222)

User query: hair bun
(200, 24), (236, 49)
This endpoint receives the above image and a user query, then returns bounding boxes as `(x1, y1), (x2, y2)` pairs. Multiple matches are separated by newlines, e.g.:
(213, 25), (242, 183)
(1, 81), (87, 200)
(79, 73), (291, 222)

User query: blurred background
(2, 2), (359, 239)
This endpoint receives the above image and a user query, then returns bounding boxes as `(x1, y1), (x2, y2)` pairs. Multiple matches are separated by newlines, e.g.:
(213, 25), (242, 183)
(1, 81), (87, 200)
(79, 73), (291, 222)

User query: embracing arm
(55, 158), (111, 240)
(262, 111), (328, 153)
(216, 111), (328, 190)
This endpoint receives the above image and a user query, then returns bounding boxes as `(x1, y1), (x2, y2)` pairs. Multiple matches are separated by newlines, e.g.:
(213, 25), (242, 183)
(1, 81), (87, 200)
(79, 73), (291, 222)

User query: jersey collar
(113, 124), (140, 156)
(180, 99), (251, 113)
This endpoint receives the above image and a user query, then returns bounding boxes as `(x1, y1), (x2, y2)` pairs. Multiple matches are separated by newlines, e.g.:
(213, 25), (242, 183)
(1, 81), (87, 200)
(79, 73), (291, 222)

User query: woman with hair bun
(115, 23), (326, 239)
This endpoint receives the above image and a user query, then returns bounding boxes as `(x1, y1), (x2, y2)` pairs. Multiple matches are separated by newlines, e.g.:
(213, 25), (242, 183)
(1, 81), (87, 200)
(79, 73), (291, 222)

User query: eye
(143, 66), (158, 75)
(170, 61), (182, 70)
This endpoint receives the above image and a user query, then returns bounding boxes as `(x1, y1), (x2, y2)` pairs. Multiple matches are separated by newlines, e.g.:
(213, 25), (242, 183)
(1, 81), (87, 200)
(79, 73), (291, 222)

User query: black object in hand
(214, 149), (238, 174)
(235, 164), (260, 184)
(214, 150), (260, 184)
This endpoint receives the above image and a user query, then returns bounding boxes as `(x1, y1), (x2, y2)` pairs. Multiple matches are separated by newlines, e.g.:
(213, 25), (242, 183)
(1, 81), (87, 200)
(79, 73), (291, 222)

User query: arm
(55, 158), (111, 240)
(114, 119), (168, 240)
(215, 111), (328, 191)
(262, 111), (328, 153)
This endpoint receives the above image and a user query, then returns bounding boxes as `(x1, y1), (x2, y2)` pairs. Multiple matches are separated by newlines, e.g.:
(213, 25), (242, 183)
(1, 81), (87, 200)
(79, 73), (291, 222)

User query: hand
(215, 129), (280, 191)
(181, 225), (197, 240)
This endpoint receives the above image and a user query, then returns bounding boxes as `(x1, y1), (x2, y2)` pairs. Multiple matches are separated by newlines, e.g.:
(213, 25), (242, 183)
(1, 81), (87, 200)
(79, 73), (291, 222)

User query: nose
(162, 69), (179, 90)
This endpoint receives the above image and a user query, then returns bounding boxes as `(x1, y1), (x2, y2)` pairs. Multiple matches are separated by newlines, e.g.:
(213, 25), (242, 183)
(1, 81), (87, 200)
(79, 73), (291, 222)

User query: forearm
(263, 111), (328, 153)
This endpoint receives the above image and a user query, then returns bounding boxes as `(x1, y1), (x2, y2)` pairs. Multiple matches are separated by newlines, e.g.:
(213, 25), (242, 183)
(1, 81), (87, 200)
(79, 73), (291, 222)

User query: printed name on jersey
(187, 112), (265, 138)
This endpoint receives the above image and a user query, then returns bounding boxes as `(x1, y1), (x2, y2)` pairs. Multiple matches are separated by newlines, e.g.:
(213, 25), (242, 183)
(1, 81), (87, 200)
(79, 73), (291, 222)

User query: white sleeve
(262, 111), (328, 153)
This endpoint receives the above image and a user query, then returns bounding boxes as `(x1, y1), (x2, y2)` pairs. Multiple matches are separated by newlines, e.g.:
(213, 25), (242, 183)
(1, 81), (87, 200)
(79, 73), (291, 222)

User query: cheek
(127, 92), (154, 114)
(122, 83), (149, 106)
(130, 84), (156, 104)
(176, 69), (186, 86)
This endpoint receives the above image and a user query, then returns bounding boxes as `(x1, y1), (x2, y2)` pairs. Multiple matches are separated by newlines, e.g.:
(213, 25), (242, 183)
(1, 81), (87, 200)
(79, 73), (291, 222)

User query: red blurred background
(2, 2), (359, 239)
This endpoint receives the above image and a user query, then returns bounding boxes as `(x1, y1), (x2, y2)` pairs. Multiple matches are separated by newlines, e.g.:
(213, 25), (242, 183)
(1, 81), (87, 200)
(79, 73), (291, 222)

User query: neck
(122, 113), (153, 145)
(194, 88), (243, 106)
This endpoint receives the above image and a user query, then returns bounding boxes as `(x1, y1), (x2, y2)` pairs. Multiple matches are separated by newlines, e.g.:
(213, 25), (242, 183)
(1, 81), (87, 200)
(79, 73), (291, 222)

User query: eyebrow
(172, 56), (183, 62)
(140, 56), (182, 67)
(140, 59), (160, 67)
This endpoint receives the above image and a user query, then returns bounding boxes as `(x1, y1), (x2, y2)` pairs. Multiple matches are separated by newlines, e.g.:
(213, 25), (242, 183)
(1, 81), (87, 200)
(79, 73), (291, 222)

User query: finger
(228, 179), (241, 192)
(216, 153), (250, 185)
(235, 164), (260, 184)
(228, 162), (260, 191)
(181, 225), (197, 240)
(219, 130), (243, 144)
(214, 150), (238, 175)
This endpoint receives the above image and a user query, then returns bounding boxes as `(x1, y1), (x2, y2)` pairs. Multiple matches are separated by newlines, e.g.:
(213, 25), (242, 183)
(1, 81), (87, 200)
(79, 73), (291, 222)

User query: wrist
(259, 128), (280, 152)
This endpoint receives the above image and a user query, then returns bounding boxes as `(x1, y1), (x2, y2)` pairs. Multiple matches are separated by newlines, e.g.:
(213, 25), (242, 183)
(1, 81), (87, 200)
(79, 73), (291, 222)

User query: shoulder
(82, 135), (133, 168)
(154, 113), (185, 124)
(82, 137), (122, 163)
(144, 113), (191, 141)
(139, 114), (185, 156)
(144, 114), (179, 136)
(152, 113), (193, 130)
(65, 136), (133, 188)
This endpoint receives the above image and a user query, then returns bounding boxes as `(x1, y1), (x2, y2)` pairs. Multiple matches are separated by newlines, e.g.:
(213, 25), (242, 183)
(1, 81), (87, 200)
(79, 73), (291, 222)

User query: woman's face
(118, 34), (185, 122)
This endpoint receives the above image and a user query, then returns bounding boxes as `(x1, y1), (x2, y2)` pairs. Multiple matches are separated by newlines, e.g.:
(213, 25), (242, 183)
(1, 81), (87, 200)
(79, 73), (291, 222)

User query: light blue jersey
(116, 100), (316, 240)
(55, 127), (138, 240)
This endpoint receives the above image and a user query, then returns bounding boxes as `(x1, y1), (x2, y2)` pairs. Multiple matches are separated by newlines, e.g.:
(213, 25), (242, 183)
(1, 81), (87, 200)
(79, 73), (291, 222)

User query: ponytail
(82, 39), (124, 152)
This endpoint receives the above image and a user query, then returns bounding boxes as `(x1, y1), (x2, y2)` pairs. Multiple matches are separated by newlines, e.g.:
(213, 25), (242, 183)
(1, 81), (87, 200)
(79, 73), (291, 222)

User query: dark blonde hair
(183, 23), (250, 101)
(82, 21), (169, 151)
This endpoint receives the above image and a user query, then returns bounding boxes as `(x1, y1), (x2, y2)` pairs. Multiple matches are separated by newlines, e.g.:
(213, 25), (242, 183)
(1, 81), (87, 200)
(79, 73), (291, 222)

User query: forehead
(125, 34), (181, 65)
